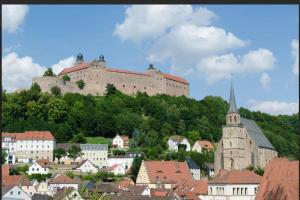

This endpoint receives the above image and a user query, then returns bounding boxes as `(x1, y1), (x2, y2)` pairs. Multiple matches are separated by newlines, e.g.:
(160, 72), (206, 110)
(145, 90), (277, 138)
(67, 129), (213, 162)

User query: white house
(200, 170), (262, 200)
(48, 174), (81, 194)
(192, 140), (214, 153)
(80, 144), (108, 168)
(112, 134), (129, 149)
(28, 159), (50, 175)
(73, 159), (98, 173)
(167, 135), (191, 152)
(2, 131), (55, 163)
(107, 152), (144, 171)
(107, 164), (126, 175)
(2, 185), (31, 200)
(186, 158), (201, 180)
(3, 147), (16, 164)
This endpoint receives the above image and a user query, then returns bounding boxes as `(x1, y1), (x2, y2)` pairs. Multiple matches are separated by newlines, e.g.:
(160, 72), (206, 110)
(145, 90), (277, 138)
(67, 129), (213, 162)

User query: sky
(2, 5), (299, 115)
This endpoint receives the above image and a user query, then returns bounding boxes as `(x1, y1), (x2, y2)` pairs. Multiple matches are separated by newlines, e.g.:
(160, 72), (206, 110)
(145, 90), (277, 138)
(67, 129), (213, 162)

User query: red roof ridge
(161, 73), (189, 84)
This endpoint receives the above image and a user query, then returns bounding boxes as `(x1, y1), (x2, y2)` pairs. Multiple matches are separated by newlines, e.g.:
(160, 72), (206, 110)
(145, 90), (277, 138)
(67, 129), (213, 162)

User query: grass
(85, 137), (112, 145)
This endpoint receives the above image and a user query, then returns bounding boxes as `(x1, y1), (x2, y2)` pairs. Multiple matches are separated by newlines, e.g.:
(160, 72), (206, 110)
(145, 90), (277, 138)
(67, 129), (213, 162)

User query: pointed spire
(228, 80), (238, 113)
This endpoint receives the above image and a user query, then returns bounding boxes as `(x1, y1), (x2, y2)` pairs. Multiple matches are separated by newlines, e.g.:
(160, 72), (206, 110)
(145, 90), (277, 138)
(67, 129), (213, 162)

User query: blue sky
(2, 5), (299, 115)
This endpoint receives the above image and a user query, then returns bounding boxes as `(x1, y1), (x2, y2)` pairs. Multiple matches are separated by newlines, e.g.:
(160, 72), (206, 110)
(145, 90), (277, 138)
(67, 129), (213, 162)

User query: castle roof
(240, 117), (275, 150)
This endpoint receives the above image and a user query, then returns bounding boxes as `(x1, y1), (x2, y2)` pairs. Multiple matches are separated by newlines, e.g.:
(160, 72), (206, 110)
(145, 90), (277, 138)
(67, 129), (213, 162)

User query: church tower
(226, 82), (240, 125)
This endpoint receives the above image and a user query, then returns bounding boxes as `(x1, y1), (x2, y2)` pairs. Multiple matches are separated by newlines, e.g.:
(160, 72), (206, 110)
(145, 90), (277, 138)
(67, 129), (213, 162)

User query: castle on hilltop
(33, 54), (189, 97)
(214, 83), (278, 174)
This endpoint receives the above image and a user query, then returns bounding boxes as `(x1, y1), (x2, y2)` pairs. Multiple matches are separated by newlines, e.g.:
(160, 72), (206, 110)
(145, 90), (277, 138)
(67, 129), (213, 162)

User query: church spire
(228, 81), (238, 114)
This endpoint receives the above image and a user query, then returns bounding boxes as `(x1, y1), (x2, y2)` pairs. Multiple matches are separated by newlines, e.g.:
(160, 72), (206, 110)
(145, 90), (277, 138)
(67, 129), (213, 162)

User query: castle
(214, 83), (277, 174)
(33, 54), (189, 97)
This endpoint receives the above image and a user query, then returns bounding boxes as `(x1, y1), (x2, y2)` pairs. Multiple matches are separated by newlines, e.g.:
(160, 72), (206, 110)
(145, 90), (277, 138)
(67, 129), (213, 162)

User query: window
(10, 191), (13, 195)
(234, 115), (237, 122)
(233, 188), (235, 195)
(229, 116), (232, 122)
(245, 188), (247, 195)
(18, 191), (21, 195)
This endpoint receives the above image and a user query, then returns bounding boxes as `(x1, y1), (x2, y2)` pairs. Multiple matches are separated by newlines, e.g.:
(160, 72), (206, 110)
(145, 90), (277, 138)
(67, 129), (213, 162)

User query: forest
(2, 83), (299, 160)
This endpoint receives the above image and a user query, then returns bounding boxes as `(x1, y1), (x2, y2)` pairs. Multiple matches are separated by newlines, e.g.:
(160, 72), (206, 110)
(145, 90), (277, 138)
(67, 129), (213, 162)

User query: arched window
(229, 116), (232, 122)
(234, 116), (237, 122)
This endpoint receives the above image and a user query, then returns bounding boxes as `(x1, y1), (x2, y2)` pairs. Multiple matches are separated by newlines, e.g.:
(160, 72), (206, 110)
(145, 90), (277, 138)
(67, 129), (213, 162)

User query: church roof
(240, 117), (275, 150)
(228, 83), (238, 113)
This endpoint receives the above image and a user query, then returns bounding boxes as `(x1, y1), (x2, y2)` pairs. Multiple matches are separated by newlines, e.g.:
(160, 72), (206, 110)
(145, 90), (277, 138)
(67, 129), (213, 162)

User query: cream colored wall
(136, 161), (150, 185)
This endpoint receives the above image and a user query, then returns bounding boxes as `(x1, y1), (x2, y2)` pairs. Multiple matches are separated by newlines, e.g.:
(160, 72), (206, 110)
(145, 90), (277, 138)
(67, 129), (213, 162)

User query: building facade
(2, 131), (55, 163)
(32, 54), (189, 97)
(167, 135), (191, 152)
(80, 144), (108, 168)
(192, 140), (214, 153)
(214, 84), (277, 174)
(27, 159), (50, 175)
(73, 159), (98, 173)
(112, 135), (129, 149)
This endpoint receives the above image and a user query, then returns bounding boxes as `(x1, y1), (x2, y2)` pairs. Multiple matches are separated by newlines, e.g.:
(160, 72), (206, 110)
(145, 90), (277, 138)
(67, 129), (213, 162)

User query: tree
(53, 148), (67, 163)
(71, 132), (87, 143)
(76, 79), (85, 90)
(43, 68), (56, 77)
(62, 75), (71, 84)
(68, 145), (82, 162)
(30, 83), (41, 93)
(47, 98), (68, 123)
(105, 84), (117, 96)
(1, 150), (7, 164)
(131, 155), (144, 182)
(51, 86), (61, 97)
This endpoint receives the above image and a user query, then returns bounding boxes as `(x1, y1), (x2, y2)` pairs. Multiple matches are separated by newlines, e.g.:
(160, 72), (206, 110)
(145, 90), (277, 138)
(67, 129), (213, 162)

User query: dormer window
(176, 170), (181, 173)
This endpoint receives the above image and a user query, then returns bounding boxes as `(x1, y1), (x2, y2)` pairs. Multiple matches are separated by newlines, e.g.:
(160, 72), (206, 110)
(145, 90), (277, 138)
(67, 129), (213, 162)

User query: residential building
(214, 84), (277, 174)
(54, 143), (81, 164)
(73, 159), (98, 173)
(107, 152), (144, 171)
(2, 131), (55, 163)
(53, 188), (83, 200)
(200, 170), (262, 200)
(28, 159), (50, 175)
(186, 158), (201, 180)
(32, 193), (53, 200)
(117, 178), (135, 191)
(192, 140), (214, 153)
(48, 174), (81, 193)
(106, 164), (126, 175)
(80, 144), (108, 168)
(255, 158), (299, 200)
(204, 163), (215, 178)
(32, 180), (54, 196)
(33, 54), (189, 97)
(2, 185), (31, 200)
(112, 134), (129, 149)
(167, 135), (191, 152)
(3, 147), (16, 164)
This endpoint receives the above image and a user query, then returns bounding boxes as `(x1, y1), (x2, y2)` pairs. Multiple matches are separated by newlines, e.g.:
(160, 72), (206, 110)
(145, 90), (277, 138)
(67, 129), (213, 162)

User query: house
(48, 174), (81, 193)
(136, 160), (195, 189)
(2, 185), (31, 200)
(118, 178), (134, 191)
(32, 193), (53, 200)
(53, 188), (83, 200)
(255, 158), (299, 200)
(33, 180), (54, 196)
(167, 135), (191, 152)
(80, 144), (108, 168)
(112, 134), (129, 149)
(192, 140), (214, 153)
(186, 158), (201, 180)
(200, 170), (262, 200)
(28, 159), (50, 175)
(2, 131), (55, 163)
(107, 152), (144, 172)
(127, 185), (151, 196)
(73, 159), (98, 173)
(3, 147), (16, 164)
(214, 84), (277, 174)
(204, 163), (215, 178)
(106, 164), (126, 175)
(54, 143), (81, 164)
(96, 182), (119, 195)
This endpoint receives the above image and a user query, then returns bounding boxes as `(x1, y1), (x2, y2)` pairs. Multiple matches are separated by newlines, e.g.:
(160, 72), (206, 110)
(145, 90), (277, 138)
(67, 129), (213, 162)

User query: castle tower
(76, 53), (84, 64)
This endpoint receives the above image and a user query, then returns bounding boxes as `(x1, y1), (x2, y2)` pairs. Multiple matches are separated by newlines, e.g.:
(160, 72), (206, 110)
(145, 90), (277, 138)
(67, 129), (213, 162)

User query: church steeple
(226, 81), (240, 125)
(228, 82), (238, 114)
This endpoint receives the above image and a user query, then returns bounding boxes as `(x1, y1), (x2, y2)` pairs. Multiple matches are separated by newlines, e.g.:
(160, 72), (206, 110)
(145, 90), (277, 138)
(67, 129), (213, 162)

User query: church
(214, 83), (277, 174)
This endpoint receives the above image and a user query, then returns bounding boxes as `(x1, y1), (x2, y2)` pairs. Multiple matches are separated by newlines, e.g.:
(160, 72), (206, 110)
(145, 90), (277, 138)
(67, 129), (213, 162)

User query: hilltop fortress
(33, 54), (189, 97)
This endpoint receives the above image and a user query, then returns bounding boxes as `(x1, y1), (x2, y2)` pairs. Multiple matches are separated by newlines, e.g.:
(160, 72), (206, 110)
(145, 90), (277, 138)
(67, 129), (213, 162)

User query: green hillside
(2, 83), (299, 160)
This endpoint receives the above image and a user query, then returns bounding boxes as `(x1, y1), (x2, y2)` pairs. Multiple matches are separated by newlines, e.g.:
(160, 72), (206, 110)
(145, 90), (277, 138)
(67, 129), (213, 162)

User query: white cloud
(114, 5), (217, 43)
(197, 49), (276, 83)
(4, 44), (21, 53)
(2, 52), (45, 92)
(51, 56), (76, 75)
(2, 52), (76, 92)
(260, 73), (271, 90)
(248, 99), (299, 115)
(291, 39), (299, 75)
(2, 5), (29, 33)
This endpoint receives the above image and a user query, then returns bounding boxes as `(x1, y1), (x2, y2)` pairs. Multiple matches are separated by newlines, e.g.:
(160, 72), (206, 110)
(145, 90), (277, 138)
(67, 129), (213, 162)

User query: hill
(2, 83), (299, 160)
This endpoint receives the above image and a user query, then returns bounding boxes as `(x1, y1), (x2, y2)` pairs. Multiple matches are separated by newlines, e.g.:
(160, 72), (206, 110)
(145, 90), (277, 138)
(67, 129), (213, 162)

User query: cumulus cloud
(114, 5), (217, 43)
(291, 39), (299, 75)
(2, 5), (29, 33)
(2, 52), (45, 92)
(260, 73), (271, 90)
(2, 52), (76, 92)
(51, 56), (76, 74)
(197, 49), (276, 83)
(248, 99), (299, 115)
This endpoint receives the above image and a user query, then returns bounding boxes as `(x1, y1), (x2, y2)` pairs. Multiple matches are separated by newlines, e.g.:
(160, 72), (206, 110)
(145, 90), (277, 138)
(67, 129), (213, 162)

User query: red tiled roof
(162, 73), (189, 84)
(58, 63), (89, 75)
(118, 178), (134, 190)
(209, 170), (262, 184)
(36, 159), (50, 168)
(121, 135), (129, 143)
(2, 175), (32, 187)
(255, 158), (299, 200)
(196, 140), (214, 150)
(106, 67), (151, 77)
(143, 161), (193, 185)
(2, 165), (10, 178)
(48, 174), (80, 184)
(2, 133), (20, 142)
(2, 131), (54, 141)
(150, 189), (169, 197)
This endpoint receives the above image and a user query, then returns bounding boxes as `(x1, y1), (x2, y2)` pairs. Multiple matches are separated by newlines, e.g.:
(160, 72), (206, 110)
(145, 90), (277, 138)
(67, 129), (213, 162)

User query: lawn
(85, 137), (112, 146)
